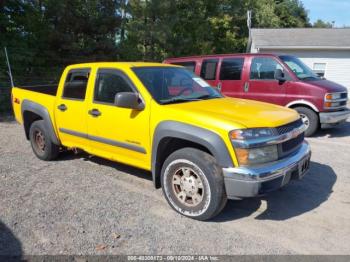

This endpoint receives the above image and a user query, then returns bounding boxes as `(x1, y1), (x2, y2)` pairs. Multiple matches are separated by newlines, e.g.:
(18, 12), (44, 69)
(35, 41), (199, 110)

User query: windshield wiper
(299, 76), (319, 80)
(193, 94), (222, 100)
(161, 98), (201, 105)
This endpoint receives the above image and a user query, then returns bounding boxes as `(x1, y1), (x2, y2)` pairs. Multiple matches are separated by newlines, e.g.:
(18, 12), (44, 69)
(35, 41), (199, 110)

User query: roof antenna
(4, 47), (14, 88)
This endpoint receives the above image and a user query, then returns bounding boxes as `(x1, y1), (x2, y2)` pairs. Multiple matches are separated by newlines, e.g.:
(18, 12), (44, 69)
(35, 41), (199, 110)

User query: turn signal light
(325, 94), (333, 100)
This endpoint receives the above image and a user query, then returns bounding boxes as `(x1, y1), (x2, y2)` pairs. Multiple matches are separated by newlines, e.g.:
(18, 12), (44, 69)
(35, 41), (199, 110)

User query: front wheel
(161, 148), (227, 221)
(295, 107), (319, 137)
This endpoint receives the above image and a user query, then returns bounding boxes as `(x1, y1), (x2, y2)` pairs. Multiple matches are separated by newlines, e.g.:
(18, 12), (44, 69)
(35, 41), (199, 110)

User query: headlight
(234, 145), (278, 166)
(325, 93), (341, 101)
(229, 128), (275, 140)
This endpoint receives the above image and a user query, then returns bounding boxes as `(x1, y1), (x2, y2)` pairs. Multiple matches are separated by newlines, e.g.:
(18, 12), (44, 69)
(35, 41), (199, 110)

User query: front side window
(279, 55), (320, 80)
(62, 68), (90, 100)
(171, 61), (196, 72)
(132, 67), (222, 104)
(250, 57), (283, 80)
(200, 59), (218, 80)
(94, 69), (134, 104)
(220, 58), (244, 80)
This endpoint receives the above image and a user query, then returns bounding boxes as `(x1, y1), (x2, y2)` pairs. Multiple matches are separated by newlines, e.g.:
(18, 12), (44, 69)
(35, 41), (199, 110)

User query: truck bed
(17, 84), (58, 96)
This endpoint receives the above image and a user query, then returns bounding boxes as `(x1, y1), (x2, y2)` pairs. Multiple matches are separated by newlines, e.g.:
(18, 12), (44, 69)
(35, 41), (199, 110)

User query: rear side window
(250, 57), (283, 80)
(171, 61), (196, 72)
(200, 59), (218, 80)
(94, 69), (134, 104)
(219, 58), (244, 80)
(63, 68), (90, 100)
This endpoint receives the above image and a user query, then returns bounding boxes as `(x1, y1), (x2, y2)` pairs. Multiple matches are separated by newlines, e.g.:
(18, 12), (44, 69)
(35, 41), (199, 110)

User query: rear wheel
(161, 148), (227, 221)
(295, 106), (319, 137)
(29, 120), (59, 161)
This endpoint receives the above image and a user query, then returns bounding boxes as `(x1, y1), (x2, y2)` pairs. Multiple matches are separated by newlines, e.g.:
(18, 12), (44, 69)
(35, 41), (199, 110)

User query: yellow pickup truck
(12, 62), (311, 220)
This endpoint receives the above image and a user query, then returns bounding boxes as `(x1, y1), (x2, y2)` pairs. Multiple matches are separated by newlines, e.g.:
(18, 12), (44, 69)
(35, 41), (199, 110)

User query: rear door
(243, 56), (287, 105)
(200, 59), (219, 88)
(217, 57), (245, 98)
(55, 68), (90, 150)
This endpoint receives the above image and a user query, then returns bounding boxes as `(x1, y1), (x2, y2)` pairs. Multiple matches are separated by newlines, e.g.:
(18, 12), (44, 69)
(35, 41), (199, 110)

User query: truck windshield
(132, 67), (222, 104)
(279, 55), (320, 81)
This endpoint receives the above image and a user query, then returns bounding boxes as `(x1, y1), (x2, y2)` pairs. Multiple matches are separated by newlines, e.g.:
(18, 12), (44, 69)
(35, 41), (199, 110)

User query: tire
(29, 120), (60, 161)
(161, 148), (227, 221)
(295, 107), (319, 137)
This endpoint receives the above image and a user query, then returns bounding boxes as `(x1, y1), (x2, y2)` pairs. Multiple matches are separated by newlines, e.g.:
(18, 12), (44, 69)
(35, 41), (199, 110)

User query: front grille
(340, 92), (348, 99)
(276, 118), (303, 135)
(282, 133), (304, 153)
(276, 119), (304, 159)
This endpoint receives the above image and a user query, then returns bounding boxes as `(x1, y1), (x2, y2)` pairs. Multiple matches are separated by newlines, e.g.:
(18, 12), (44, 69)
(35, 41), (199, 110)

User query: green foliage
(313, 19), (333, 28)
(0, 0), (312, 113)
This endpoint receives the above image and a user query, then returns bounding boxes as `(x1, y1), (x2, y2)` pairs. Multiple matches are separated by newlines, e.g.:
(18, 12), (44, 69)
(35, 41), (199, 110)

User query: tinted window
(62, 69), (90, 100)
(133, 67), (222, 104)
(94, 69), (134, 104)
(220, 58), (244, 80)
(200, 59), (218, 80)
(250, 57), (283, 80)
(171, 61), (196, 72)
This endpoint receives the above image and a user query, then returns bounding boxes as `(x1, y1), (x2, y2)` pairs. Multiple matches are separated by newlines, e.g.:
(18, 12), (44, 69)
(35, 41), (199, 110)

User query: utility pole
(4, 47), (14, 88)
(246, 10), (252, 53)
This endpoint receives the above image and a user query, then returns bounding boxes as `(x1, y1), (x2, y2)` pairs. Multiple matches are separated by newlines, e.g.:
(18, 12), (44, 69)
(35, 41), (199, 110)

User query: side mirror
(114, 92), (145, 110)
(274, 69), (286, 82)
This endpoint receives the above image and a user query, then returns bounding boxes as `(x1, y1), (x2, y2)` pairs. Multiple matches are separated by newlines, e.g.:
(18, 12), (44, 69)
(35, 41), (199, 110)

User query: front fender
(151, 121), (234, 187)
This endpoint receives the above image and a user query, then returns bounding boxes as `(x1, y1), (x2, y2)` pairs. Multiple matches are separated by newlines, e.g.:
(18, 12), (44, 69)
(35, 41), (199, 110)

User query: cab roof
(67, 62), (179, 69)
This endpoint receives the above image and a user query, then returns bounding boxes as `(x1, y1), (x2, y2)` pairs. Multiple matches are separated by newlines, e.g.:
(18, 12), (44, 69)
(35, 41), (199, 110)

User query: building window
(313, 63), (326, 77)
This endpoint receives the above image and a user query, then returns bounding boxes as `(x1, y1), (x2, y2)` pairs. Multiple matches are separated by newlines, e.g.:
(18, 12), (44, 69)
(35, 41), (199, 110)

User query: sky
(302, 0), (350, 27)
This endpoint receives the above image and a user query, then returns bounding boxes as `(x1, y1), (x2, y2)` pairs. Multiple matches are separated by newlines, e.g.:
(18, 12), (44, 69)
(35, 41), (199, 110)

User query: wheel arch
(21, 100), (60, 145)
(286, 100), (319, 113)
(152, 121), (233, 188)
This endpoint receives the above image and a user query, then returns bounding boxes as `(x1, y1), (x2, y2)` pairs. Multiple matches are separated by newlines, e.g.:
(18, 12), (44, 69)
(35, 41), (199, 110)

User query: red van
(164, 54), (350, 136)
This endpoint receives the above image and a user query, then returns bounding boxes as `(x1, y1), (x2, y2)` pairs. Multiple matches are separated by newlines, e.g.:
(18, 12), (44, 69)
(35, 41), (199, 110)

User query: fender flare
(21, 99), (60, 145)
(286, 100), (319, 112)
(151, 121), (234, 187)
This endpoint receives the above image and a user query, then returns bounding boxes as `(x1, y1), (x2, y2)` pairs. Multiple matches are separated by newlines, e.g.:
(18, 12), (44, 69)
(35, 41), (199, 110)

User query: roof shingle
(251, 28), (350, 48)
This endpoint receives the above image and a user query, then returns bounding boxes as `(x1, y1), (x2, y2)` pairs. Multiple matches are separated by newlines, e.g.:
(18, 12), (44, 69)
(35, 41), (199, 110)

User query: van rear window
(171, 61), (196, 72)
(220, 58), (244, 80)
(200, 59), (218, 80)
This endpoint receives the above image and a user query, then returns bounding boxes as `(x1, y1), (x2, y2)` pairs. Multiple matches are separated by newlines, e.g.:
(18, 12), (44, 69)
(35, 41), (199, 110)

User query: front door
(243, 56), (287, 105)
(54, 68), (90, 150)
(87, 68), (151, 170)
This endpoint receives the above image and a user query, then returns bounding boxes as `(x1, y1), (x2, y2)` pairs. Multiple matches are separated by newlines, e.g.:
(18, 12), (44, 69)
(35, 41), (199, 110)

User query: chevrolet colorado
(12, 62), (311, 220)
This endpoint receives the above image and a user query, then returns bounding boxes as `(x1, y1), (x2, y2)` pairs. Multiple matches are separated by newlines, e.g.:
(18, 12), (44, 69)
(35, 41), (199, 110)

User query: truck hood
(307, 79), (348, 93)
(164, 97), (299, 129)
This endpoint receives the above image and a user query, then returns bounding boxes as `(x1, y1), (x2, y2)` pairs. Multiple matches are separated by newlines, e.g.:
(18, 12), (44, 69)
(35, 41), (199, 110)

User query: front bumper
(319, 108), (350, 128)
(223, 142), (311, 199)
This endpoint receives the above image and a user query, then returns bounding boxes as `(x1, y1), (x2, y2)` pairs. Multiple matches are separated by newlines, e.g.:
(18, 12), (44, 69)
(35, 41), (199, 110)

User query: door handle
(57, 104), (67, 112)
(217, 82), (222, 92)
(243, 82), (249, 92)
(88, 109), (101, 117)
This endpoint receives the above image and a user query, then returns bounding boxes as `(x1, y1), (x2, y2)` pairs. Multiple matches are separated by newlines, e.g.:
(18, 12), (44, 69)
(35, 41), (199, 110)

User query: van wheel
(29, 120), (59, 161)
(161, 148), (227, 221)
(295, 107), (319, 137)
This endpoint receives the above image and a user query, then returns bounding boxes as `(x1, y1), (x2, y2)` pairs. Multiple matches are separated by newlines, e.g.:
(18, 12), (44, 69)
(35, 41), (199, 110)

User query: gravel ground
(0, 120), (350, 255)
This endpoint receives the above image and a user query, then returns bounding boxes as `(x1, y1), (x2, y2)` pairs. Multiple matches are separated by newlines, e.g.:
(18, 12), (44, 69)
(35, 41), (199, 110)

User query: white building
(249, 28), (350, 91)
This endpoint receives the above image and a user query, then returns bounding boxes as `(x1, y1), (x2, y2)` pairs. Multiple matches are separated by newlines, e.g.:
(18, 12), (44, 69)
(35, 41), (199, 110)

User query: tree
(313, 19), (333, 28)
